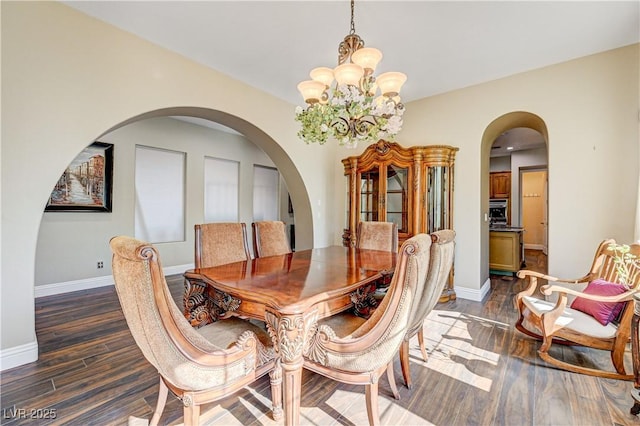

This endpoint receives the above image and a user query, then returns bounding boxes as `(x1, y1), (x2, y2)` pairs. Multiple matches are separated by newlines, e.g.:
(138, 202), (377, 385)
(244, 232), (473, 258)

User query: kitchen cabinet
(342, 140), (459, 300)
(489, 228), (524, 274)
(490, 171), (512, 225)
(490, 172), (511, 199)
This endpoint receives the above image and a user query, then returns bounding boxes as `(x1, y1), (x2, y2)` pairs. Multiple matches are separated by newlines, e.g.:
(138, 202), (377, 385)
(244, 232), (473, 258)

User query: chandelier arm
(331, 116), (352, 139)
(353, 116), (377, 138)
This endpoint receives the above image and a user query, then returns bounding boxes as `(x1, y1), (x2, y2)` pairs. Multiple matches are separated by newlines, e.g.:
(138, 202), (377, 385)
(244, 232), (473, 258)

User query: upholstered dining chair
(194, 222), (251, 268)
(184, 223), (252, 326)
(252, 220), (292, 258)
(515, 239), (640, 380)
(356, 221), (399, 294)
(320, 230), (456, 394)
(356, 221), (399, 252)
(395, 229), (456, 389)
(302, 234), (432, 426)
(110, 236), (282, 425)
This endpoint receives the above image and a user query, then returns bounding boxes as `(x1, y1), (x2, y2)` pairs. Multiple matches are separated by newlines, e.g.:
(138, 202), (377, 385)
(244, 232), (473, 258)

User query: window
(253, 165), (279, 221)
(204, 157), (239, 222)
(134, 146), (185, 243)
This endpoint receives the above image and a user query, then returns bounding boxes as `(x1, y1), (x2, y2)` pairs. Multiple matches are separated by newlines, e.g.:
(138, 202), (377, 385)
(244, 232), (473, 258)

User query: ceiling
(63, 1), (639, 153)
(490, 127), (546, 158)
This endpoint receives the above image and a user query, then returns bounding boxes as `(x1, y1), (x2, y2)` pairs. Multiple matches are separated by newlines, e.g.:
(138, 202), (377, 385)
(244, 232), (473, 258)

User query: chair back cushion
(195, 223), (251, 268)
(356, 221), (398, 252)
(570, 279), (627, 326)
(406, 230), (456, 337)
(252, 221), (291, 257)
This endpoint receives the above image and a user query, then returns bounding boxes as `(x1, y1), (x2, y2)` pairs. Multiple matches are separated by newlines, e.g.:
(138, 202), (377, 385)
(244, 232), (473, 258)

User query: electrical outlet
(97, 261), (104, 269)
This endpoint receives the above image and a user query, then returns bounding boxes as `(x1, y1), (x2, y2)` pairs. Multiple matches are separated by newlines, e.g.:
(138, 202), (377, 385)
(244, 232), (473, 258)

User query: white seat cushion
(522, 296), (618, 339)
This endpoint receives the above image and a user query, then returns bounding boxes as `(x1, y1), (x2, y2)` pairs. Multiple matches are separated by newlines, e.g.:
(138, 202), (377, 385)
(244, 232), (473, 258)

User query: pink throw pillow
(570, 278), (627, 326)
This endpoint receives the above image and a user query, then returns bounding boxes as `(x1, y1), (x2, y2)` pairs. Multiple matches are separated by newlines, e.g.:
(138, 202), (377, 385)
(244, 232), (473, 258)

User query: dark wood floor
(2, 250), (639, 425)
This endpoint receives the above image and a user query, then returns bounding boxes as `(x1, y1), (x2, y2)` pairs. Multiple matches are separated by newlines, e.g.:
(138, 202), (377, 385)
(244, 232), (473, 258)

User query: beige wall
(1, 1), (638, 369)
(1, 2), (337, 366)
(490, 156), (511, 172)
(35, 117), (279, 286)
(397, 43), (639, 290)
(333, 43), (639, 300)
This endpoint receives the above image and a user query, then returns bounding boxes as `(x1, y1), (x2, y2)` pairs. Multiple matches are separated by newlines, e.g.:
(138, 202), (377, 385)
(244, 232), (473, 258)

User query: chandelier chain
(349, 0), (356, 35)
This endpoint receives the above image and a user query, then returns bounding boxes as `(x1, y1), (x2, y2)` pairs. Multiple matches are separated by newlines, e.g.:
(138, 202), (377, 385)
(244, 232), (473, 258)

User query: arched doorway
(480, 112), (549, 279)
(113, 107), (312, 244)
(34, 107), (314, 295)
(106, 107), (313, 248)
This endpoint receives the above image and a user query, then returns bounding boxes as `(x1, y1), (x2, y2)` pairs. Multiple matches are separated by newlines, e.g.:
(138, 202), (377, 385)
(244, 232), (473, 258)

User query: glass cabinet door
(426, 166), (450, 233)
(359, 170), (379, 222)
(343, 142), (457, 300)
(386, 165), (408, 233)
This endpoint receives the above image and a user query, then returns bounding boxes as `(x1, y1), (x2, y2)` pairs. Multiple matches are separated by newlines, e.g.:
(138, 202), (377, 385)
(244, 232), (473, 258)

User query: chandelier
(295, 0), (407, 148)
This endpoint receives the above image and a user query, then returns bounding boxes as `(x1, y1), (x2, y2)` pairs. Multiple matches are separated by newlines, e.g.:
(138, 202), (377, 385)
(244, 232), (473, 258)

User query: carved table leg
(183, 277), (241, 328)
(264, 309), (317, 426)
(183, 278), (213, 327)
(350, 282), (378, 318)
(631, 294), (640, 416)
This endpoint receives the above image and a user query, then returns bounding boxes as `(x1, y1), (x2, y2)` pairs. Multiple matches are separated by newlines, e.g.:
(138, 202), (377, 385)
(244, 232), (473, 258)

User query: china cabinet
(342, 140), (458, 301)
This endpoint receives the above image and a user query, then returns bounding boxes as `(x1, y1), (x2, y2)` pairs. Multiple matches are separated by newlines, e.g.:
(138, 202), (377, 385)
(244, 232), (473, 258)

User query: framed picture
(45, 142), (114, 212)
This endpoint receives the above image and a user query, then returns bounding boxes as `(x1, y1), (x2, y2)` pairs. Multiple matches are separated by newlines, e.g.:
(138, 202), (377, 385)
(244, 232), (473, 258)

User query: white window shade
(204, 157), (239, 222)
(253, 165), (279, 221)
(134, 146), (185, 243)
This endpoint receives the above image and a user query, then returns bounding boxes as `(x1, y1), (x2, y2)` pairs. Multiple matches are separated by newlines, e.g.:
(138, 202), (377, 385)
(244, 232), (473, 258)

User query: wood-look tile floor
(2, 250), (639, 425)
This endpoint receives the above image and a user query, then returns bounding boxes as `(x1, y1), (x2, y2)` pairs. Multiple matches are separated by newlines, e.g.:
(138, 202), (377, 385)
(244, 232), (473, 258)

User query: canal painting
(45, 142), (113, 212)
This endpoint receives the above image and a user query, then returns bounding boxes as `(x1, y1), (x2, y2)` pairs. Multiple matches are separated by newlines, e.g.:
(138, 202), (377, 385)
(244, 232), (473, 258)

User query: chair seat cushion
(318, 311), (367, 338)
(197, 317), (273, 348)
(569, 279), (627, 325)
(522, 296), (618, 339)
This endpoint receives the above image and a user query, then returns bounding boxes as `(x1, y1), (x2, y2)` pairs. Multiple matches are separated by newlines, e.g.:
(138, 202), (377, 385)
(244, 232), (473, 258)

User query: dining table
(183, 245), (396, 426)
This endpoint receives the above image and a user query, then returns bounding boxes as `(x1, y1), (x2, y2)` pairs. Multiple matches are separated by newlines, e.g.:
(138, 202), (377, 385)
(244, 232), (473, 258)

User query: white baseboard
(3, 263), (194, 371)
(164, 264), (194, 276)
(0, 340), (38, 372)
(454, 278), (491, 302)
(35, 275), (114, 298)
(455, 278), (491, 302)
(34, 263), (194, 298)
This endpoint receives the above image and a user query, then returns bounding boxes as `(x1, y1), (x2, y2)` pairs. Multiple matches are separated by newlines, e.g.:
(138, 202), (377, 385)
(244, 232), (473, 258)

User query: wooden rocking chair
(515, 239), (640, 380)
